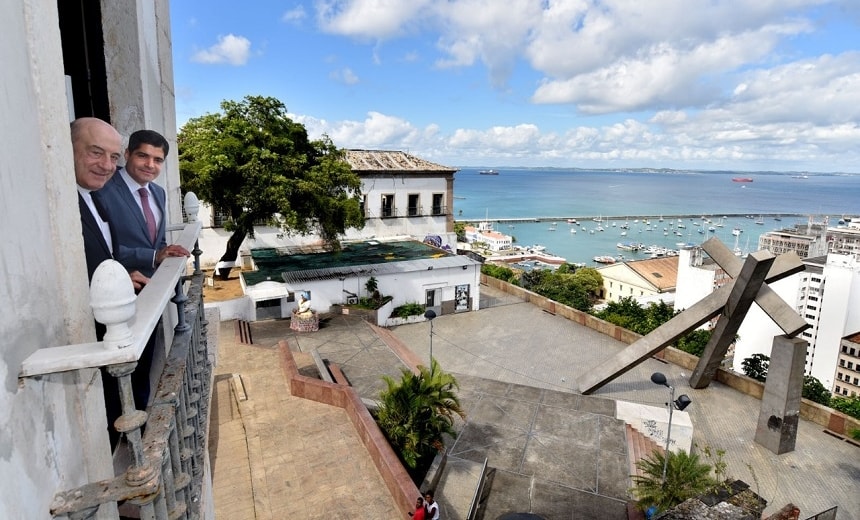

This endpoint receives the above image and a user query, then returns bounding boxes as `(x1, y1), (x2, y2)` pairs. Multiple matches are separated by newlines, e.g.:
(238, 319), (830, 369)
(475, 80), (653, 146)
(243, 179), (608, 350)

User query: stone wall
(481, 274), (860, 437)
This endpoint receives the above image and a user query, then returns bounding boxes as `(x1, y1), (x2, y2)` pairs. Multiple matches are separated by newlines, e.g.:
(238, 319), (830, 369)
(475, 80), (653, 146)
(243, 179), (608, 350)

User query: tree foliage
(830, 395), (860, 419)
(802, 375), (831, 406)
(481, 263), (516, 283)
(375, 359), (465, 469)
(632, 449), (718, 513)
(741, 354), (770, 382)
(178, 95), (364, 275)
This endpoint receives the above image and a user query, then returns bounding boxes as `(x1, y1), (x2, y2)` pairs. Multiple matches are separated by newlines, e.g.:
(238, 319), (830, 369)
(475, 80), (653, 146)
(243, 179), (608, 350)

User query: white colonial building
(463, 220), (513, 251)
(197, 149), (459, 267)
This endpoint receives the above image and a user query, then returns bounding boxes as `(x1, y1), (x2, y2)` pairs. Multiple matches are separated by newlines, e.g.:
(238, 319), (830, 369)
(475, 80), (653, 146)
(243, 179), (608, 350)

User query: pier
(456, 213), (806, 225)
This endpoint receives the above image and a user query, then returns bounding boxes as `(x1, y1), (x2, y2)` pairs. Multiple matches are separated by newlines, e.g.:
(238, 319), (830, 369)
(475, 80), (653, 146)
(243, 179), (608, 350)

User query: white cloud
(191, 34), (252, 65)
(316, 0), (432, 39)
(298, 111), (425, 148)
(282, 6), (307, 24)
(329, 67), (360, 85)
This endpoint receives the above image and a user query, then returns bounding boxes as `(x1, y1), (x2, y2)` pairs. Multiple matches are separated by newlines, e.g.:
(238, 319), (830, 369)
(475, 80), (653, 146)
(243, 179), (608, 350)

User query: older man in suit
(72, 117), (149, 289)
(99, 129), (189, 277)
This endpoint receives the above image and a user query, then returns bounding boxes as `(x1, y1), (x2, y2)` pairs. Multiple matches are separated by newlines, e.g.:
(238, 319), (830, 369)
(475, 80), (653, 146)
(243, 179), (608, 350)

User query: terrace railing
(20, 193), (212, 520)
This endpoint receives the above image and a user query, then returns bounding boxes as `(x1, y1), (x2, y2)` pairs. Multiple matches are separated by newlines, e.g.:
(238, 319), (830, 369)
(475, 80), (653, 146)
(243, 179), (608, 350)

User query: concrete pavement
(208, 284), (859, 519)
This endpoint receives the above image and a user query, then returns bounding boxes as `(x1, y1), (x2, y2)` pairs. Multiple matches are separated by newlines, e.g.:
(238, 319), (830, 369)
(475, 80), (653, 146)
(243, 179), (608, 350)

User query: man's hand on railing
(129, 270), (150, 292)
(156, 244), (190, 266)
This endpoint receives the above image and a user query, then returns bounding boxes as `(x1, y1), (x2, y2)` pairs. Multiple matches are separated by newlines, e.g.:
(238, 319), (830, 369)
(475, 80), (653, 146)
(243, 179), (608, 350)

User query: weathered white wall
(1, 1), (182, 518)
(0, 1), (113, 517)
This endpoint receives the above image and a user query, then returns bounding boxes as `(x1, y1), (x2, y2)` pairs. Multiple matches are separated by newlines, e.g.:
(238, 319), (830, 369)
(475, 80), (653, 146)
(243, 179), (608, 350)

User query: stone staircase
(625, 423), (665, 482)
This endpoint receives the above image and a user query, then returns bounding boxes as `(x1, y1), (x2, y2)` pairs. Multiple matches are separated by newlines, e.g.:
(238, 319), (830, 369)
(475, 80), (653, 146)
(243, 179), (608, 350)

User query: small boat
(479, 169), (499, 175)
(567, 218), (577, 224)
(755, 215), (764, 225)
(732, 177), (754, 182)
(732, 227), (742, 236)
(593, 255), (617, 264)
(570, 228), (576, 234)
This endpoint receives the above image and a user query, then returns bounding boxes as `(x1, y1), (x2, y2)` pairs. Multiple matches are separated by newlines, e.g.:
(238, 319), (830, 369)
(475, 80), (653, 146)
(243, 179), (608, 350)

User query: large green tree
(178, 95), (364, 277)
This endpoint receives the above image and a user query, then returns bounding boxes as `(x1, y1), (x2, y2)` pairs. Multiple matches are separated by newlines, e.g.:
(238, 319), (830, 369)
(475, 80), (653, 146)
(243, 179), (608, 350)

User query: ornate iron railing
(21, 193), (212, 519)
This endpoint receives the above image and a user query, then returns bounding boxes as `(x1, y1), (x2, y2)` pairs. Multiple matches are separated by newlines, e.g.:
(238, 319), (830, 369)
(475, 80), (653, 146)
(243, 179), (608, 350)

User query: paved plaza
(208, 285), (859, 519)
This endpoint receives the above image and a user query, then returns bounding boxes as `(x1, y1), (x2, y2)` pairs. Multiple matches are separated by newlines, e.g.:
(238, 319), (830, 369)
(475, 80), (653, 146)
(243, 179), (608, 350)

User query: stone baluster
(90, 260), (137, 350)
(173, 280), (190, 333)
(183, 192), (202, 275)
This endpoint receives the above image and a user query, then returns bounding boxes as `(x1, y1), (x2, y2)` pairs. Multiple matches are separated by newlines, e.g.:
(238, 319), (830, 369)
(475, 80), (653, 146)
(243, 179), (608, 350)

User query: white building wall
(732, 275), (801, 373)
(812, 254), (860, 389)
(673, 248), (716, 311)
(2, 2), (110, 517)
(1, 2), (181, 518)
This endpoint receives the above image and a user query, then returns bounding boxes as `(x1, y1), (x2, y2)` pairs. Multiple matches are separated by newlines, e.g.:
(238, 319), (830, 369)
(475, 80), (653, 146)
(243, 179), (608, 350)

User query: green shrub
(391, 302), (425, 319)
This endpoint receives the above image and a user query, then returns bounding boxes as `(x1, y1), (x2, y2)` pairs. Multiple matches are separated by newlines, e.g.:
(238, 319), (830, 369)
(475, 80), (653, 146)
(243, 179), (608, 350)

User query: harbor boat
(479, 169), (499, 175)
(755, 215), (765, 225)
(732, 227), (742, 236)
(570, 228), (576, 234)
(593, 255), (617, 264)
(566, 218), (577, 224)
(732, 177), (754, 182)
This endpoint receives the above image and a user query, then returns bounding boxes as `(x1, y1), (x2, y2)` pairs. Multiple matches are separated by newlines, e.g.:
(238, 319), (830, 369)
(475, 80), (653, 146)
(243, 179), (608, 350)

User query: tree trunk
(216, 228), (247, 280)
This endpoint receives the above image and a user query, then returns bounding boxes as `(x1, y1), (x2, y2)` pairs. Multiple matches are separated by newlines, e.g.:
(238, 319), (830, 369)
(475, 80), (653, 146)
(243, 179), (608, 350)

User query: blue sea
(452, 168), (860, 265)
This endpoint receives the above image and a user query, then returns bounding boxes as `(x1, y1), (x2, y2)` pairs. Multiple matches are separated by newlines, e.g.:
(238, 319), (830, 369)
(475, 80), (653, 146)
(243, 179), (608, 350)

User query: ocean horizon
(452, 167), (860, 265)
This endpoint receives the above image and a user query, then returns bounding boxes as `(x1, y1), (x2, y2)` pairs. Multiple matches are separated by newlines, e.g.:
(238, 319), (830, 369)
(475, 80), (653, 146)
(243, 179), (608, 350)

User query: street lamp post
(650, 372), (692, 485)
(424, 309), (436, 365)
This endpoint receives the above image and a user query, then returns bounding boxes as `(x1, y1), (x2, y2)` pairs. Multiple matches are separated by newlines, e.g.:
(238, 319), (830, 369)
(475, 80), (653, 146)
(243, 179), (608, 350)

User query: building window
(432, 193), (445, 215)
(849, 362), (854, 370)
(835, 385), (841, 393)
(407, 194), (420, 216)
(381, 194), (395, 217)
(359, 194), (367, 216)
(841, 359), (846, 367)
(851, 348), (857, 356)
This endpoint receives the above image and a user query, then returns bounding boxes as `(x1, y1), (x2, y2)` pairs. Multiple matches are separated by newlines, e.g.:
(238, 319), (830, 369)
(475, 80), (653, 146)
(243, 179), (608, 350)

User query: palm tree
(632, 449), (718, 513)
(375, 359), (465, 468)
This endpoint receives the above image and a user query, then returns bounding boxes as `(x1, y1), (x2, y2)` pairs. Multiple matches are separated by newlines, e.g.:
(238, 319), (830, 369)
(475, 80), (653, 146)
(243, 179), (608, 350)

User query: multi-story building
(197, 149), (459, 266)
(835, 332), (860, 397)
(596, 256), (679, 304)
(757, 215), (860, 259)
(2, 2), (213, 518)
(757, 216), (829, 258)
(463, 220), (513, 251)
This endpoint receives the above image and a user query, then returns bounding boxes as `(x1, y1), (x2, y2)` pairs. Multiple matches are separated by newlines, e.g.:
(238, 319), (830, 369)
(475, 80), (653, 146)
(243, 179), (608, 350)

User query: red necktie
(138, 187), (157, 244)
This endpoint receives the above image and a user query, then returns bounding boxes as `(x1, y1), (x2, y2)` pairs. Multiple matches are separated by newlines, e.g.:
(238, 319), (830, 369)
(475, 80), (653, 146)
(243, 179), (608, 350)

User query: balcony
(20, 195), (211, 519)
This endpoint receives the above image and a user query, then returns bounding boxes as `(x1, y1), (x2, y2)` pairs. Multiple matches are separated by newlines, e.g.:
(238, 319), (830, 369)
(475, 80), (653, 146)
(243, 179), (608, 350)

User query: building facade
(835, 333), (860, 397)
(196, 149), (459, 266)
(597, 256), (679, 304)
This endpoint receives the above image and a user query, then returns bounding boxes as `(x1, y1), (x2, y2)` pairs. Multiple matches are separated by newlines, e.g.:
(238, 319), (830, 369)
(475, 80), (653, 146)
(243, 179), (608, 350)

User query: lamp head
(424, 309), (437, 320)
(650, 372), (668, 387)
(674, 394), (692, 411)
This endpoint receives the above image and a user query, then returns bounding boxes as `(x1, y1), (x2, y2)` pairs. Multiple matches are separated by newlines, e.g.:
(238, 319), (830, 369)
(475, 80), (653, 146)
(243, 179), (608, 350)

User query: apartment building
(835, 333), (860, 397)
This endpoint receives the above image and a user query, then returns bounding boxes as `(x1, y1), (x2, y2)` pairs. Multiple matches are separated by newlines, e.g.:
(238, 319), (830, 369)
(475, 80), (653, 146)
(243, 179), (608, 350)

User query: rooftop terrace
(242, 239), (455, 286)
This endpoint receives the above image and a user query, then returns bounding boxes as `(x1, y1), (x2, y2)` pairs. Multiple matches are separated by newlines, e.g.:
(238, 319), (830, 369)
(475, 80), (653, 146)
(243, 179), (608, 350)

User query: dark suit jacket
(99, 170), (168, 277)
(79, 192), (114, 281)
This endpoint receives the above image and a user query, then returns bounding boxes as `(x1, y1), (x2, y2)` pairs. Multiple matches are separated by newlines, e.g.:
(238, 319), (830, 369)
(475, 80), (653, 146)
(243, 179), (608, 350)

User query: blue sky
(170, 1), (860, 172)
